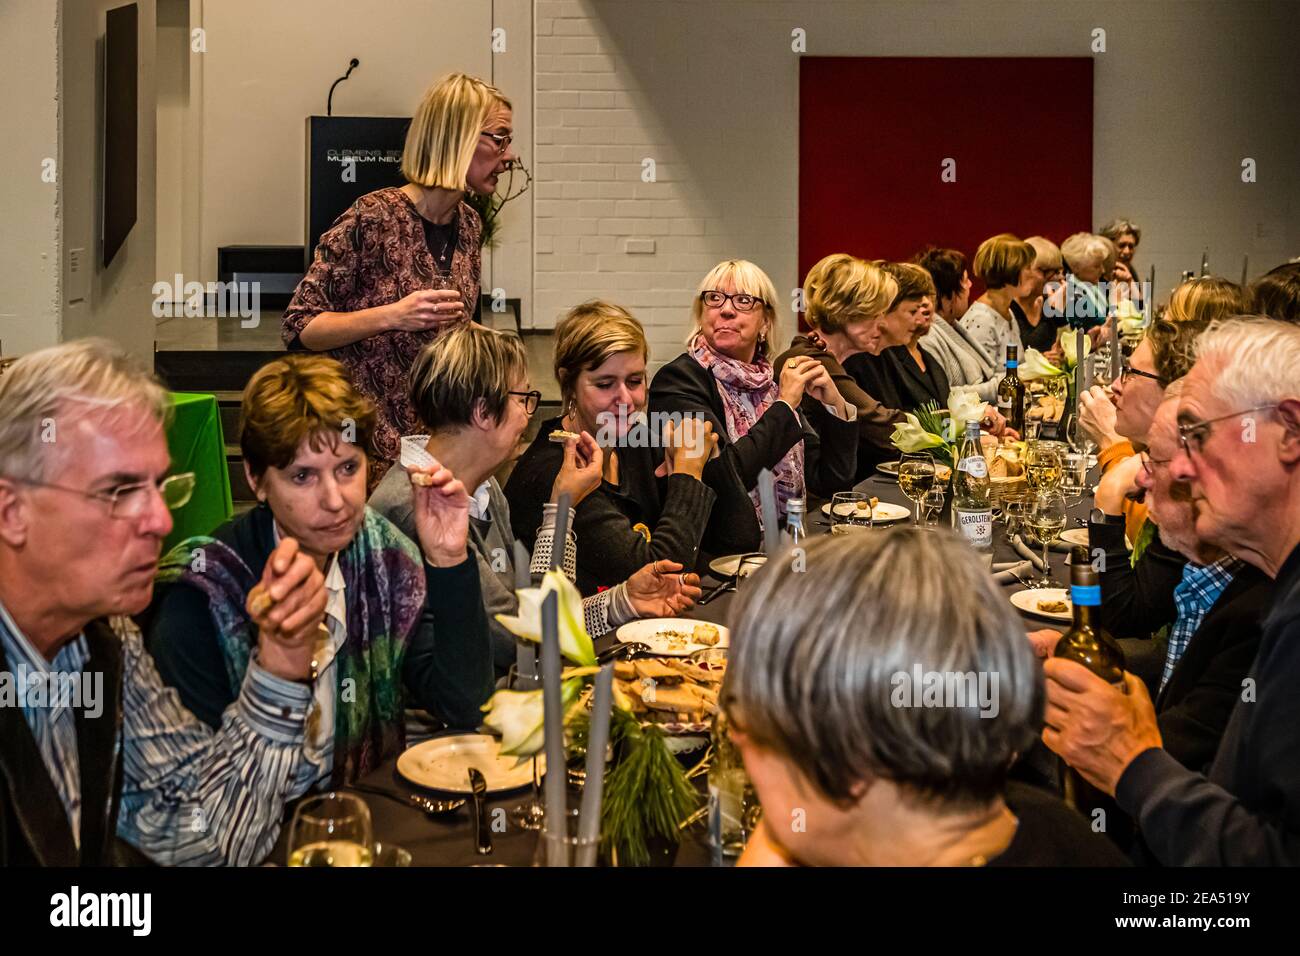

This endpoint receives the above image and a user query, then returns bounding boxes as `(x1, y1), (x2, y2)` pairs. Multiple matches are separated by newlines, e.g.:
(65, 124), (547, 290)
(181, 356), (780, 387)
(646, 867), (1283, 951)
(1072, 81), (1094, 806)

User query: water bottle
(952, 420), (994, 569)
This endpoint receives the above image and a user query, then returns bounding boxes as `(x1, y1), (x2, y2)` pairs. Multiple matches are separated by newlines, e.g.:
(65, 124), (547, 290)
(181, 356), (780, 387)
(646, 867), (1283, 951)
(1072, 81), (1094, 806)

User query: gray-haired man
(0, 339), (325, 865)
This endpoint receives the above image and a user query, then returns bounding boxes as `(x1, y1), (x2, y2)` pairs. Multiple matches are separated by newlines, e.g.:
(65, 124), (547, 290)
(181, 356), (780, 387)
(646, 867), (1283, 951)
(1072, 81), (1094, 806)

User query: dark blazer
(144, 503), (493, 733)
(0, 621), (125, 866)
(1116, 543), (1300, 865)
(1090, 515), (1188, 639)
(1154, 565), (1272, 774)
(649, 352), (858, 568)
(843, 346), (952, 414)
(505, 415), (717, 595)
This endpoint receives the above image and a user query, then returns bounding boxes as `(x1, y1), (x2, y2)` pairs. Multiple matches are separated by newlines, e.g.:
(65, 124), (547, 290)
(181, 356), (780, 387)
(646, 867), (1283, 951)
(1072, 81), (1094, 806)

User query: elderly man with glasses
(1042, 317), (1300, 865)
(0, 339), (325, 866)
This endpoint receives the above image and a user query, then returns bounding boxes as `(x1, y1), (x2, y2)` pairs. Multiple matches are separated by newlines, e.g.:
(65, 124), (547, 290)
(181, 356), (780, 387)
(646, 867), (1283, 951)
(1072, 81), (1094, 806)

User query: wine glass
(830, 491), (874, 534)
(1024, 442), (1063, 494)
(1059, 451), (1090, 503)
(1025, 491), (1068, 588)
(506, 663), (546, 832)
(287, 792), (374, 867)
(897, 452), (937, 526)
(919, 486), (946, 527)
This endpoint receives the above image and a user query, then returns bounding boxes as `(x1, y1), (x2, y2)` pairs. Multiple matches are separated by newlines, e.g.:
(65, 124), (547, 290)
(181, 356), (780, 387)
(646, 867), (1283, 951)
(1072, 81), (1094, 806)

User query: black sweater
(143, 504), (493, 733)
(1116, 543), (1300, 864)
(505, 416), (716, 595)
(649, 352), (858, 567)
(843, 346), (952, 414)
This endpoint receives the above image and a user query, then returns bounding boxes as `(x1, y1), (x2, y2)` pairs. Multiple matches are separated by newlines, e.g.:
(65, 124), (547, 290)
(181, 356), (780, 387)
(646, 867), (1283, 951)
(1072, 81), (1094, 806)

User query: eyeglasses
(1139, 450), (1172, 477)
(508, 390), (542, 415)
(1177, 405), (1277, 457)
(13, 472), (196, 519)
(701, 290), (765, 313)
(1119, 361), (1166, 387)
(480, 130), (513, 155)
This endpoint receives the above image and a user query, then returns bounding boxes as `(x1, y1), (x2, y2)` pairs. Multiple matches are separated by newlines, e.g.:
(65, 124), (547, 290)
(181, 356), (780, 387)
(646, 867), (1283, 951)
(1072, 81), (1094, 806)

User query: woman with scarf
(649, 259), (858, 565)
(144, 355), (493, 788)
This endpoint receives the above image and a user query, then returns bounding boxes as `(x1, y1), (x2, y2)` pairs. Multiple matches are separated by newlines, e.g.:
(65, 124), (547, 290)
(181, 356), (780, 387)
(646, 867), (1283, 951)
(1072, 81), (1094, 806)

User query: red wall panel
(799, 57), (1093, 305)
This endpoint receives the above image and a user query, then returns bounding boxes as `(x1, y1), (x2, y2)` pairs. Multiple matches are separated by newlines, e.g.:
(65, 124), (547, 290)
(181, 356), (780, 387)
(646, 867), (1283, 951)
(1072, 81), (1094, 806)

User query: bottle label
(958, 455), (988, 479)
(1071, 584), (1101, 606)
(956, 510), (993, 547)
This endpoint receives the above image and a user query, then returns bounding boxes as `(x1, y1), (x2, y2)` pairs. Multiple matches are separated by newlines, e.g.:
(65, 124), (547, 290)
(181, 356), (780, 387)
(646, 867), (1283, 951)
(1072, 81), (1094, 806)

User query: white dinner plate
(820, 500), (911, 523)
(396, 734), (541, 794)
(615, 618), (730, 657)
(708, 553), (767, 579)
(1010, 587), (1073, 622)
(1059, 528), (1090, 548)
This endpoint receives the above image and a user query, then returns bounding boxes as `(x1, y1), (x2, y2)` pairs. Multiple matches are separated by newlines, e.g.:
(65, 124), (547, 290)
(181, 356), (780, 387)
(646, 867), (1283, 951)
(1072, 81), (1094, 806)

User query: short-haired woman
(1249, 260), (1300, 324)
(283, 73), (518, 489)
(145, 355), (493, 787)
(1099, 217), (1144, 310)
(915, 247), (1000, 402)
(771, 254), (905, 476)
(726, 529), (1128, 867)
(372, 323), (701, 665)
(1012, 236), (1067, 354)
(959, 233), (1039, 366)
(650, 260), (859, 563)
(1050, 232), (1112, 330)
(506, 302), (719, 593)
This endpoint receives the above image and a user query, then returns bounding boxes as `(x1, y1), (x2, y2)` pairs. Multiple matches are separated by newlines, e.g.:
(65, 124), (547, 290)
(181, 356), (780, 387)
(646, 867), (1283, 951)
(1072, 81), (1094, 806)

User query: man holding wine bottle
(1041, 318), (1300, 865)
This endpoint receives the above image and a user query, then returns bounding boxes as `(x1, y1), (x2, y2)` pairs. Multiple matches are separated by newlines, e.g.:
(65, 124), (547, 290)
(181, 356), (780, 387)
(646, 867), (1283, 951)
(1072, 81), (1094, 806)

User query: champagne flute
(287, 792), (374, 867)
(897, 452), (937, 526)
(1026, 491), (1068, 588)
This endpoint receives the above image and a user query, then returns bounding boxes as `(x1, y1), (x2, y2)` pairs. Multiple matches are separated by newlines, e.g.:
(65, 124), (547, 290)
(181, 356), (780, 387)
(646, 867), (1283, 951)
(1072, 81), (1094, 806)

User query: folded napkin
(1010, 535), (1050, 572)
(992, 560), (1034, 584)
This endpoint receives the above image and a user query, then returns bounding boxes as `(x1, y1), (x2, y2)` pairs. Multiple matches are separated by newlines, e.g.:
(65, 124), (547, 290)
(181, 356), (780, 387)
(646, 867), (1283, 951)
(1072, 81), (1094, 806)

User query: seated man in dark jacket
(146, 355), (492, 790)
(1043, 318), (1300, 865)
(0, 340), (322, 866)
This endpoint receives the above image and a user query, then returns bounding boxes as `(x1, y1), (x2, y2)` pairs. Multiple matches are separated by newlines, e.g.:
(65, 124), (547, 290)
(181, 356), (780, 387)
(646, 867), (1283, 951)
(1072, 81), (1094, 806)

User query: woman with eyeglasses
(649, 260), (858, 565)
(283, 73), (518, 490)
(1011, 236), (1067, 355)
(144, 355), (494, 788)
(1084, 277), (1248, 544)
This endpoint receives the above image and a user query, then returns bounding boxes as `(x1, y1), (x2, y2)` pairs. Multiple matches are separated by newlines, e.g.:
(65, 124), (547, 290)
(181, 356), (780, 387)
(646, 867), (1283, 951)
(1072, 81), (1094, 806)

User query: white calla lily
(1057, 327), (1093, 368)
(480, 678), (583, 757)
(495, 568), (597, 666)
(891, 413), (946, 453)
(947, 388), (984, 429)
(1019, 348), (1064, 382)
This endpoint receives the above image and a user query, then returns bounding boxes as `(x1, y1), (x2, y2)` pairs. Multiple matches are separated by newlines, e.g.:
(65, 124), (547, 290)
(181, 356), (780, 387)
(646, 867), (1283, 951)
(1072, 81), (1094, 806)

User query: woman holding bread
(507, 301), (720, 594)
(144, 355), (494, 787)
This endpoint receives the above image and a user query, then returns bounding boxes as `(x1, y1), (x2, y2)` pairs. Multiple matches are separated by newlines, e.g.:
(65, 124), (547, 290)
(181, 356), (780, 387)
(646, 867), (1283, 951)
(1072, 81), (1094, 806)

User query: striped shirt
(0, 599), (317, 866)
(1162, 556), (1243, 692)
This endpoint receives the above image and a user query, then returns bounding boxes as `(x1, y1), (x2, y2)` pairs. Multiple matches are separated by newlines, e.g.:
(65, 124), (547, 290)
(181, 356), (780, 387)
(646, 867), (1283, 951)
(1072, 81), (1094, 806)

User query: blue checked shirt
(0, 599), (318, 866)
(1162, 556), (1243, 692)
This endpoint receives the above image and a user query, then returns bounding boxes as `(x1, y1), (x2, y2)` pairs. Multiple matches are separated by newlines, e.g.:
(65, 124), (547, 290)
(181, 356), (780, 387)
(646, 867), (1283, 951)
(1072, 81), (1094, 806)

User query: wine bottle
(997, 345), (1026, 435)
(1055, 545), (1127, 812)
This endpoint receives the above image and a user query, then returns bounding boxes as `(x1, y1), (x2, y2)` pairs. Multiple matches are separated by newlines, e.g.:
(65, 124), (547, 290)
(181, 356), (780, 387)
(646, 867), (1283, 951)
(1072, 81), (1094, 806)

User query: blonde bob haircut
(402, 73), (512, 190)
(803, 255), (898, 335)
(973, 234), (1036, 290)
(688, 259), (782, 357)
(554, 301), (649, 409)
(1025, 236), (1063, 272)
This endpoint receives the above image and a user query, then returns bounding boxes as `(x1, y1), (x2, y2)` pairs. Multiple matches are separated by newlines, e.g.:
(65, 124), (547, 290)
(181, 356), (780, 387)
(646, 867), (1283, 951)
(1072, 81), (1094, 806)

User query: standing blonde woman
(284, 73), (518, 488)
(650, 260), (858, 563)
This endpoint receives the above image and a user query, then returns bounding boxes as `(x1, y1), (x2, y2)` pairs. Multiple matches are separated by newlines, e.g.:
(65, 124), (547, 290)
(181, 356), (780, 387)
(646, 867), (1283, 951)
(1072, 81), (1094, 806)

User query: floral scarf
(689, 334), (805, 524)
(154, 506), (426, 786)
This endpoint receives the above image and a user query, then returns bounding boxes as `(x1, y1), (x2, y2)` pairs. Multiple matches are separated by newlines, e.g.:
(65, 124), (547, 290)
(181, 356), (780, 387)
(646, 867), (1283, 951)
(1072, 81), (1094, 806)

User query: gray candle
(513, 539), (537, 688)
(1108, 313), (1121, 381)
(540, 590), (568, 866)
(552, 492), (571, 572)
(1074, 328), (1087, 406)
(758, 468), (780, 557)
(1147, 265), (1156, 324)
(575, 663), (614, 867)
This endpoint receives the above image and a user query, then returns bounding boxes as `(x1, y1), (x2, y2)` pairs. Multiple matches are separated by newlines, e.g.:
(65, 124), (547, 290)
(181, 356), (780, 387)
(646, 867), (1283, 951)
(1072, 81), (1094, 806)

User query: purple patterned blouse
(283, 186), (482, 487)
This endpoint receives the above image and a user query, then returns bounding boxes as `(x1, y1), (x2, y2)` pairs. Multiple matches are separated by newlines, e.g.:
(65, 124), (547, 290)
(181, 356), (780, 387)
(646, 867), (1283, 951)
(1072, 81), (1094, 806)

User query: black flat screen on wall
(103, 2), (138, 267)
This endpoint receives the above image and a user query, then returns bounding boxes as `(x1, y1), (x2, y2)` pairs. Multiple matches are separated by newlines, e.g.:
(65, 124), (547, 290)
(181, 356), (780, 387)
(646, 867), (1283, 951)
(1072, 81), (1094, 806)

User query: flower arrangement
(480, 569), (700, 865)
(889, 388), (986, 468)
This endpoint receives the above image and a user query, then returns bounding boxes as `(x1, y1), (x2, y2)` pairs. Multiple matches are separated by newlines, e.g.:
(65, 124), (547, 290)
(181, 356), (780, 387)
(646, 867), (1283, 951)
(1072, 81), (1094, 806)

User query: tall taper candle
(575, 663), (614, 867)
(758, 468), (780, 557)
(513, 539), (537, 688)
(552, 492), (571, 571)
(540, 590), (568, 866)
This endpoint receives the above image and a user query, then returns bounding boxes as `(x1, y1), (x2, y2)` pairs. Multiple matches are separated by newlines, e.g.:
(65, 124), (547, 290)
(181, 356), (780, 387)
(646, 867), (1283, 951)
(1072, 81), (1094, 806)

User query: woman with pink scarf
(650, 259), (859, 566)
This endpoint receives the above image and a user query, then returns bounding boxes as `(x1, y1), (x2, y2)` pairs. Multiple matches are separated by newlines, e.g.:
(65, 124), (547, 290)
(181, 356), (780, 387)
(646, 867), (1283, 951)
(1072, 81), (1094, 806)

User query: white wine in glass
(287, 792), (374, 867)
(897, 453), (937, 526)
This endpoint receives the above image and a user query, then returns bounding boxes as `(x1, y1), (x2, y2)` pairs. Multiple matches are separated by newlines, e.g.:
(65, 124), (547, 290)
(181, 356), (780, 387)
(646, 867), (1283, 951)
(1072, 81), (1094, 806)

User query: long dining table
(270, 463), (1099, 867)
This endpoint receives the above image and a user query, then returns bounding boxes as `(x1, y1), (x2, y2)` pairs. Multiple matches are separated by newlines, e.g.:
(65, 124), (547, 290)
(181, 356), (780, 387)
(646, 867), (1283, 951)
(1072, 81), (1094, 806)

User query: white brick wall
(531, 0), (1300, 374)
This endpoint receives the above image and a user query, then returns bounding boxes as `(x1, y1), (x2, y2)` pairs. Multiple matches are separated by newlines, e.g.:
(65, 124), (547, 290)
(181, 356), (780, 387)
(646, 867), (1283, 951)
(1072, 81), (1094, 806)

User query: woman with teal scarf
(144, 355), (493, 787)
